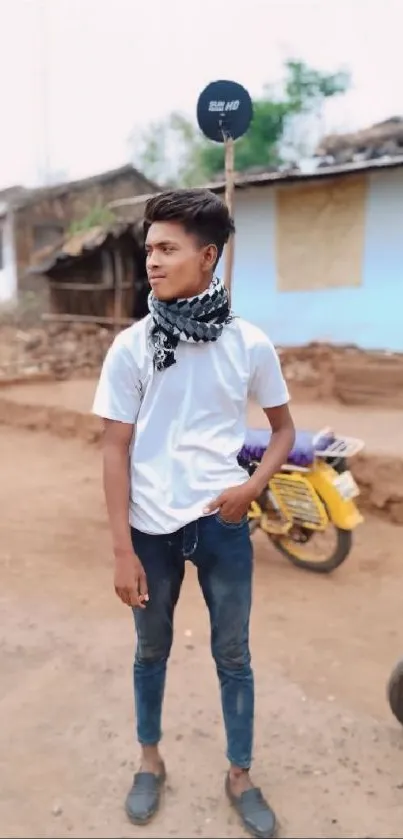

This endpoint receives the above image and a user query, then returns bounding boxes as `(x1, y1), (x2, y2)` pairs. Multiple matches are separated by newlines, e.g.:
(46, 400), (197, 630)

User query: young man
(92, 188), (295, 838)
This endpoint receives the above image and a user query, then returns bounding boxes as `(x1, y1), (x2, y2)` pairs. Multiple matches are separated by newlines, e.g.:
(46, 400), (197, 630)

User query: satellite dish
(196, 79), (252, 299)
(197, 80), (253, 143)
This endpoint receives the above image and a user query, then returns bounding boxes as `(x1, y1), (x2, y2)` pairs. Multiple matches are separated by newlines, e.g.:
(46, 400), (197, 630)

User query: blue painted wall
(219, 170), (403, 351)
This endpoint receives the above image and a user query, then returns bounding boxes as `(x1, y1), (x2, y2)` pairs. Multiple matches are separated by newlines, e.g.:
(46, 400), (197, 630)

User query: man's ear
(201, 244), (218, 271)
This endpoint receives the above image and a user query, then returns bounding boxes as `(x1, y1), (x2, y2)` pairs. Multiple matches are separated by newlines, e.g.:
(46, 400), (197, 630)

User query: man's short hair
(144, 188), (235, 263)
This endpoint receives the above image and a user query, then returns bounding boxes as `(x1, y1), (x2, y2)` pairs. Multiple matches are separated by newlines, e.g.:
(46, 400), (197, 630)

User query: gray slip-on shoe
(125, 765), (166, 825)
(225, 773), (277, 838)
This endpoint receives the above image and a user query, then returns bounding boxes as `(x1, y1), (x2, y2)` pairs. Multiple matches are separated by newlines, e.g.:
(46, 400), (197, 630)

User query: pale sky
(0, 0), (401, 189)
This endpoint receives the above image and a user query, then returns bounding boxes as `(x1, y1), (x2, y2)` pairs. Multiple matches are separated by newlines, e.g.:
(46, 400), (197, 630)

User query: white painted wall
(0, 206), (17, 303)
(217, 169), (403, 352)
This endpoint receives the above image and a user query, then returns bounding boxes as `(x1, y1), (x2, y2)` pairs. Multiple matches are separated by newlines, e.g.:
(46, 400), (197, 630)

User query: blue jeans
(131, 514), (254, 769)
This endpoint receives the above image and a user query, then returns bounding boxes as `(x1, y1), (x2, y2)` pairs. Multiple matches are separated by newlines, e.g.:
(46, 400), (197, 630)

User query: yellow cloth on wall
(275, 175), (367, 292)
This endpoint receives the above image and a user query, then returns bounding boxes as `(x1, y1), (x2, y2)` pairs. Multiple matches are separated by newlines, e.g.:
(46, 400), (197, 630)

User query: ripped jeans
(131, 514), (254, 769)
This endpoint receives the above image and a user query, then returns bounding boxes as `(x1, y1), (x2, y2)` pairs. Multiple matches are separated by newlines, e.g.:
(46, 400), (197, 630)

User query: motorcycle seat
(239, 427), (335, 469)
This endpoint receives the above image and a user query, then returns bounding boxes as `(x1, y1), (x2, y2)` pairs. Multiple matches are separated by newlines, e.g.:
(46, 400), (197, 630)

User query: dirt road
(2, 425), (403, 839)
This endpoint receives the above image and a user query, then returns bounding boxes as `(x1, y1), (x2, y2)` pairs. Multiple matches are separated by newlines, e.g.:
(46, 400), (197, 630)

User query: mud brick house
(0, 164), (158, 305)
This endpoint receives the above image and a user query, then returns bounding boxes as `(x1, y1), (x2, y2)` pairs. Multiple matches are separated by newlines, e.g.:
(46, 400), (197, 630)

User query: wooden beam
(47, 280), (132, 291)
(113, 248), (124, 333)
(223, 137), (235, 301)
(42, 313), (134, 326)
(102, 248), (114, 291)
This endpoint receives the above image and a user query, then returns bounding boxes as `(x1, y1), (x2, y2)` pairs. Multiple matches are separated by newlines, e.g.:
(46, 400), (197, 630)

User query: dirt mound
(333, 357), (403, 409)
(280, 343), (403, 410)
(0, 395), (101, 443)
(354, 454), (403, 525)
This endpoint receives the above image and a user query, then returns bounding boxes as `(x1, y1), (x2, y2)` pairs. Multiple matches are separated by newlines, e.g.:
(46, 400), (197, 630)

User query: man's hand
(204, 483), (255, 524)
(114, 549), (149, 608)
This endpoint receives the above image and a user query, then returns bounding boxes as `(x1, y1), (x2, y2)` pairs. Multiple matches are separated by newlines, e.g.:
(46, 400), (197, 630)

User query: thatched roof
(0, 185), (30, 203)
(29, 221), (137, 275)
(0, 185), (31, 216)
(0, 165), (159, 213)
(316, 117), (403, 164)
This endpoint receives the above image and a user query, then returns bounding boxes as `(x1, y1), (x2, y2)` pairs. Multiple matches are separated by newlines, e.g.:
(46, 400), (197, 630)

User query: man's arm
(205, 403), (295, 522)
(247, 403), (295, 497)
(205, 332), (295, 522)
(245, 335), (295, 498)
(102, 419), (148, 608)
(102, 418), (134, 556)
(92, 335), (147, 607)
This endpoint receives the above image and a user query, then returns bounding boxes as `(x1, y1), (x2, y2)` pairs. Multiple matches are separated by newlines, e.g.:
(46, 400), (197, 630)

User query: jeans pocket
(215, 513), (248, 530)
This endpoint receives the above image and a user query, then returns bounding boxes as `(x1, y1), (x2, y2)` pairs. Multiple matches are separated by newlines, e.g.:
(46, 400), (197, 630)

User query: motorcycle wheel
(268, 526), (352, 573)
(387, 658), (403, 725)
(249, 463), (356, 573)
(266, 486), (352, 573)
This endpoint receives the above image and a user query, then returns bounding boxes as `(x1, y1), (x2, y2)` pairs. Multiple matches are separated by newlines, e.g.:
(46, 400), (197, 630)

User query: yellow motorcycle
(240, 426), (364, 573)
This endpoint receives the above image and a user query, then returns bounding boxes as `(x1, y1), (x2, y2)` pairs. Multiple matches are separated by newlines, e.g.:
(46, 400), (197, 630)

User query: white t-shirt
(92, 314), (289, 535)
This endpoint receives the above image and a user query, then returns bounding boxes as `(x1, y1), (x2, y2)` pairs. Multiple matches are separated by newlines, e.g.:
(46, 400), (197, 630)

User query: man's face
(145, 221), (216, 301)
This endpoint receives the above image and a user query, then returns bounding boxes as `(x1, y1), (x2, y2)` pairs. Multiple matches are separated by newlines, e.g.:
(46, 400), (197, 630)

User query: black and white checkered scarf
(148, 276), (233, 371)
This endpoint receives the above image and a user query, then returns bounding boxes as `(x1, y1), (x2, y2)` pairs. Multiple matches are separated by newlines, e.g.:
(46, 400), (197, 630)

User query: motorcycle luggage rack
(312, 428), (365, 459)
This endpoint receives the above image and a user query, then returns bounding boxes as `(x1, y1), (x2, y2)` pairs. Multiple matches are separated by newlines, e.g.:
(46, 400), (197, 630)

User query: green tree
(131, 59), (350, 185)
(284, 60), (350, 111)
